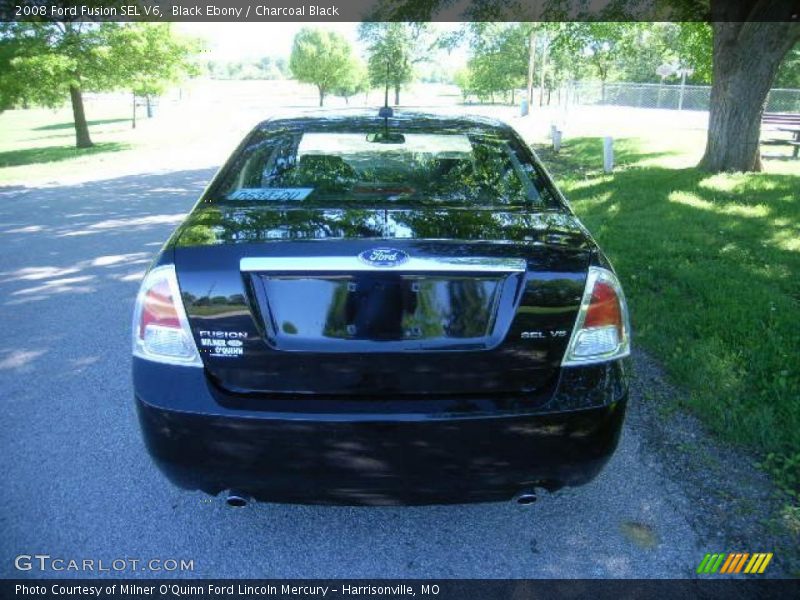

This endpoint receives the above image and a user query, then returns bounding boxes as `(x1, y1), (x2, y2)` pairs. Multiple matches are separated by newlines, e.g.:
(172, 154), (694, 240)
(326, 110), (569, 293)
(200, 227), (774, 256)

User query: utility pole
(677, 66), (694, 111)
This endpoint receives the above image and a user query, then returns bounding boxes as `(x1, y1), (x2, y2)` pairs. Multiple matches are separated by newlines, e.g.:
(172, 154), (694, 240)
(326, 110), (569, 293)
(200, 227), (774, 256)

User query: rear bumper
(133, 358), (628, 505)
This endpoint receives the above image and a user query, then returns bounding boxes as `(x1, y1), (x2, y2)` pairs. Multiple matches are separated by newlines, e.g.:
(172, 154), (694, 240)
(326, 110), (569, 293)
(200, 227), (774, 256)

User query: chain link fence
(559, 82), (800, 113)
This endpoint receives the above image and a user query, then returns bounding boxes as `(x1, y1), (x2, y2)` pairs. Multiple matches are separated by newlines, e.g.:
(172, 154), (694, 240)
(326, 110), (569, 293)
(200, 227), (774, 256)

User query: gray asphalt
(0, 169), (703, 578)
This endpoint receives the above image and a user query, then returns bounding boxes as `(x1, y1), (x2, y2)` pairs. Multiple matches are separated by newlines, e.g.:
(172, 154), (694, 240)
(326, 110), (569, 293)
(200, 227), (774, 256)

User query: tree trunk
(131, 92), (136, 129)
(699, 21), (798, 172)
(69, 84), (93, 148)
(146, 95), (153, 118)
(527, 30), (536, 105)
(539, 38), (547, 107)
(394, 83), (400, 106)
(318, 87), (325, 107)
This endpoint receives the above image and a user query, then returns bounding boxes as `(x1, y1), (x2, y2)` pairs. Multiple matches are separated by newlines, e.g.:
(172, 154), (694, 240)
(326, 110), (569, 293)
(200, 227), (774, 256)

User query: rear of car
(132, 111), (630, 505)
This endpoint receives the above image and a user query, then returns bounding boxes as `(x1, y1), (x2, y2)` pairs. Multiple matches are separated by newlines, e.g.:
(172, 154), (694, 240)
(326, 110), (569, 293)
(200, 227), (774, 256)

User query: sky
(176, 22), (468, 67)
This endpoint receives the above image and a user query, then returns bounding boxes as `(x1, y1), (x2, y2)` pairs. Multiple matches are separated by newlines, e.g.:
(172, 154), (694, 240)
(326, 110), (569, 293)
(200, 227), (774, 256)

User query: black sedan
(132, 109), (631, 505)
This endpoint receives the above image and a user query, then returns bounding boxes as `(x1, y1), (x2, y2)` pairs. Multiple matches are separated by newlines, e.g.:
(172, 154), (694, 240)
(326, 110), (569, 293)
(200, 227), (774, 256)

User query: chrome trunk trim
(240, 256), (527, 273)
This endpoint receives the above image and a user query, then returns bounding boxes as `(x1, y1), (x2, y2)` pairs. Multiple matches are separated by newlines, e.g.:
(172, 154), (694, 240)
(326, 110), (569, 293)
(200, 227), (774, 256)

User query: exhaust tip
(514, 491), (538, 506)
(225, 491), (249, 507)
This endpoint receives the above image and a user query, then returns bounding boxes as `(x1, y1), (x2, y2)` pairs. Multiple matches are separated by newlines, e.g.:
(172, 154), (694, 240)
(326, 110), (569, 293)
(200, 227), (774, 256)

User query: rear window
(213, 123), (559, 208)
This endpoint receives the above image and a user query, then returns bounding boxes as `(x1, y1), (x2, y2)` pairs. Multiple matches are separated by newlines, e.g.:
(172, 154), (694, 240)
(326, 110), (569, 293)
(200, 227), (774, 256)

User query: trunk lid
(173, 206), (593, 397)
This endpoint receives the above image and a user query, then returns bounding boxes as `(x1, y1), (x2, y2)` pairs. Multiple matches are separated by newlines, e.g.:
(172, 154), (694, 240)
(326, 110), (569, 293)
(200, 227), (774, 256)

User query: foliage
(107, 24), (203, 98)
(775, 44), (800, 88)
(332, 57), (369, 102)
(289, 27), (356, 106)
(206, 56), (288, 80)
(359, 22), (433, 103)
(0, 22), (114, 109)
(760, 452), (800, 501)
(453, 67), (472, 100)
(0, 22), (199, 107)
(553, 22), (637, 84)
(540, 22), (591, 86)
(465, 23), (528, 101)
(675, 22), (713, 83)
(0, 20), (201, 146)
(452, 22), (717, 104)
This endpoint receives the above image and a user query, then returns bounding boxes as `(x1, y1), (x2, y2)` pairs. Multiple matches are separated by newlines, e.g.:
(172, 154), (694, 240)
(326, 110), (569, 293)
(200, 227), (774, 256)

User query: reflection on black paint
(211, 111), (562, 209)
(173, 206), (591, 250)
(173, 204), (594, 394)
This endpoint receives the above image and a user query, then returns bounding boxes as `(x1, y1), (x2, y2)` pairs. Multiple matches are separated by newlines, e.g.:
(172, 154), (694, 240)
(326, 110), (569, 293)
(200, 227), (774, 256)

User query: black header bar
(1, 0), (798, 23)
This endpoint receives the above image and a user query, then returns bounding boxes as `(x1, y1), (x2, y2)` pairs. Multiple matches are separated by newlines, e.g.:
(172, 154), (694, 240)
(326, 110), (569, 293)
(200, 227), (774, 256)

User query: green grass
(0, 106), (140, 184)
(32, 118), (130, 131)
(538, 137), (800, 485)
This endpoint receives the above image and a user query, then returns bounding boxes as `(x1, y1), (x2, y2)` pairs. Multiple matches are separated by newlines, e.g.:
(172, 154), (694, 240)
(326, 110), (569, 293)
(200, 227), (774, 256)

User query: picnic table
(777, 126), (800, 158)
(761, 113), (800, 159)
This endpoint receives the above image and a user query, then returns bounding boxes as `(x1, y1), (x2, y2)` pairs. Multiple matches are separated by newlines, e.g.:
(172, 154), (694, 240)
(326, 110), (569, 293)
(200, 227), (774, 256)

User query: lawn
(0, 105), (138, 184)
(536, 135), (800, 494)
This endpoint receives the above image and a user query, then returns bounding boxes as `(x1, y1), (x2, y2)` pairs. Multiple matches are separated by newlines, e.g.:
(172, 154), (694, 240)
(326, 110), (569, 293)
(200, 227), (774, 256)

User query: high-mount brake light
(562, 266), (631, 366)
(132, 264), (202, 367)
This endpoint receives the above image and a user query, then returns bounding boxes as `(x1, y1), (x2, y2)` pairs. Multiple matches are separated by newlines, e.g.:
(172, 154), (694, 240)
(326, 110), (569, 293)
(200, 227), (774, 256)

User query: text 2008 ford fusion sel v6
(132, 109), (631, 505)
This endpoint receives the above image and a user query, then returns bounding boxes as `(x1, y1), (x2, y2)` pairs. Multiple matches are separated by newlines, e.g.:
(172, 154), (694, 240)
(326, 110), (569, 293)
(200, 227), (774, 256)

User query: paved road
(0, 169), (704, 579)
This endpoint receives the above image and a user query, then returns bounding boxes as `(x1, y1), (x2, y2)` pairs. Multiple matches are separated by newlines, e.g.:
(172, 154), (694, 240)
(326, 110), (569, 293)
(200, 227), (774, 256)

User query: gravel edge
(628, 349), (799, 577)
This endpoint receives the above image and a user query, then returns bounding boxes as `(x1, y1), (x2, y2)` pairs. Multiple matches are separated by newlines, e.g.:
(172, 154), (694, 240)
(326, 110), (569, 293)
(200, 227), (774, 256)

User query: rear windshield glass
(213, 123), (559, 208)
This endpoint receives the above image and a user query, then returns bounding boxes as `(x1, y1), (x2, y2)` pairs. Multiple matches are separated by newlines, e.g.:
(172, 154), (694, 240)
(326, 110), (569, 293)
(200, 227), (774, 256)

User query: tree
(456, 22), (588, 106)
(552, 23), (637, 103)
(453, 67), (473, 102)
(108, 24), (201, 125)
(332, 58), (369, 104)
(0, 20), (201, 147)
(1, 22), (121, 147)
(542, 23), (591, 94)
(466, 23), (528, 103)
(360, 22), (433, 105)
(0, 23), (32, 111)
(698, 3), (799, 172)
(289, 28), (355, 107)
(370, 1), (797, 174)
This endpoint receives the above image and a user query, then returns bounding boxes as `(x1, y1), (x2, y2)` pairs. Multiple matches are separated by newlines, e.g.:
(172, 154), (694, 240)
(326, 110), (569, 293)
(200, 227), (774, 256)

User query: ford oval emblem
(358, 247), (409, 267)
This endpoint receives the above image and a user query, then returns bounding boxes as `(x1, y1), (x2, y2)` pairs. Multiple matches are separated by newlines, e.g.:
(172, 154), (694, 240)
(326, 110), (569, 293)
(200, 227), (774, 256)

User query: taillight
(562, 266), (631, 366)
(132, 264), (201, 367)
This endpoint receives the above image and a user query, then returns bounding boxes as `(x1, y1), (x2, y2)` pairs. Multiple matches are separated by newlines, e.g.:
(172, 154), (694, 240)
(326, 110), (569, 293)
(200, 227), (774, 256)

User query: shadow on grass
(536, 136), (678, 178)
(762, 153), (800, 162)
(540, 137), (800, 458)
(0, 142), (130, 168)
(33, 118), (130, 131)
